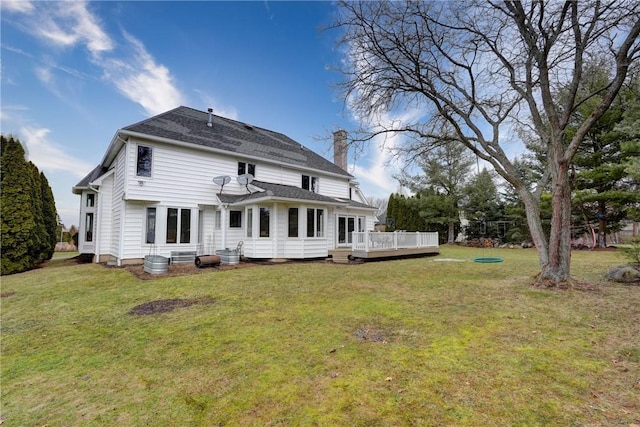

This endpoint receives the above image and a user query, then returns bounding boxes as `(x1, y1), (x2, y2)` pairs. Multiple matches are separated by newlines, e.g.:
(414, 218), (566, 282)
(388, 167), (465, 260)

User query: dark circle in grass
(128, 296), (215, 315)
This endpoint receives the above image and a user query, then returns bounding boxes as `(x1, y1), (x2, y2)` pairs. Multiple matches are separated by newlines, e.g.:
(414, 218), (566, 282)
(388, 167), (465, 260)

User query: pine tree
(387, 193), (399, 231)
(1, 135), (59, 274)
(40, 171), (58, 260)
(399, 141), (473, 243)
(27, 162), (47, 262)
(1, 136), (38, 274)
(395, 195), (407, 230)
(570, 76), (640, 247)
(461, 169), (503, 240)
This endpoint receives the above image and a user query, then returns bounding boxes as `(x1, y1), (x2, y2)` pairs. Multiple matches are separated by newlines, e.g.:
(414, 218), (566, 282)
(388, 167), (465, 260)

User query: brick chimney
(333, 129), (348, 171)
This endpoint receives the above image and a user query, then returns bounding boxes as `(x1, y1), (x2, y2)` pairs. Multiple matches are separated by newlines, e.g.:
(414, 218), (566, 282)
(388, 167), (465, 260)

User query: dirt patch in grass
(124, 261), (259, 280)
(128, 296), (215, 315)
(353, 327), (390, 343)
(123, 259), (328, 280)
(0, 291), (16, 298)
(532, 279), (603, 291)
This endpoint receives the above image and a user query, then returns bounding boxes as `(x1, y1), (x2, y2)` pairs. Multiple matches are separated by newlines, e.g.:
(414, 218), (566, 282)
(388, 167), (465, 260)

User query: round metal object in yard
(473, 257), (504, 263)
(144, 255), (169, 274)
(195, 255), (221, 268)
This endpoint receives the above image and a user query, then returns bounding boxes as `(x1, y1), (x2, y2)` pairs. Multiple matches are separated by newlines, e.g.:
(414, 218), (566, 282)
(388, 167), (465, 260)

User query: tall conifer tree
(1, 135), (58, 274)
(40, 172), (58, 260)
(1, 136), (38, 274)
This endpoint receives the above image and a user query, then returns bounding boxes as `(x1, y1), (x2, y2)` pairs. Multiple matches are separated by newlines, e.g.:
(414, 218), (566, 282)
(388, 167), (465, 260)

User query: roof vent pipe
(207, 108), (213, 127)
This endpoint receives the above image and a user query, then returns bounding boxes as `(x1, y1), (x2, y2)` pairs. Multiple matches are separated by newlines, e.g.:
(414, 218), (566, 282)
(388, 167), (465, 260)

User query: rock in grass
(605, 265), (640, 283)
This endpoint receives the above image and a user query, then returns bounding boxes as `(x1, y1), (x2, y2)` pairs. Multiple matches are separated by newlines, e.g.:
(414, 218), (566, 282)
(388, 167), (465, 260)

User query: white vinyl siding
(245, 163), (350, 199)
(97, 174), (113, 255)
(111, 149), (127, 258)
(87, 135), (375, 263)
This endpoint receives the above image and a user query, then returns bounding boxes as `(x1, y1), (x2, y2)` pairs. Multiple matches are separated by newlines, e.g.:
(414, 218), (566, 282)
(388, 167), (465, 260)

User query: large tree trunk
(518, 162), (574, 285)
(538, 162), (573, 284)
(598, 201), (607, 248)
(447, 221), (456, 244)
(518, 189), (548, 268)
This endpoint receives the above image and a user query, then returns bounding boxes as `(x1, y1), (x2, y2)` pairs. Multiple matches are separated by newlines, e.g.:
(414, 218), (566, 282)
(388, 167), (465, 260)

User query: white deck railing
(352, 231), (439, 251)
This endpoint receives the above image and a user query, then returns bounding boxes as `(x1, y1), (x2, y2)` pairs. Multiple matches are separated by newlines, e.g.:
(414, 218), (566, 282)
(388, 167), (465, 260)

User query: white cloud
(7, 1), (185, 115)
(20, 126), (94, 179)
(0, 0), (34, 13)
(348, 99), (425, 198)
(101, 32), (185, 115)
(64, 1), (114, 55)
(30, 1), (113, 55)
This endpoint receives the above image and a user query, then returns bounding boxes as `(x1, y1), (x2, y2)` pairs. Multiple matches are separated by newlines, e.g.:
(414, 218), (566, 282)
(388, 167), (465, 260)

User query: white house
(72, 106), (378, 265)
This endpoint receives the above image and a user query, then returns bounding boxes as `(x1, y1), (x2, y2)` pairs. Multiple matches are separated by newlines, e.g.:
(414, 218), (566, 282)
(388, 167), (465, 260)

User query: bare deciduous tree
(333, 0), (640, 285)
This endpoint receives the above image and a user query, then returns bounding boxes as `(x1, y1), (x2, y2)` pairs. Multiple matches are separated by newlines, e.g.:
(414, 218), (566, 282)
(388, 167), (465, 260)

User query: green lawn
(2, 246), (638, 426)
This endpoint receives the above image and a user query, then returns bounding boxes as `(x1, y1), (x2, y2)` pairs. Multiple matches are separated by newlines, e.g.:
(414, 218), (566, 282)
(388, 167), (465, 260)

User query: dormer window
(302, 175), (319, 193)
(238, 162), (255, 176)
(136, 146), (152, 177)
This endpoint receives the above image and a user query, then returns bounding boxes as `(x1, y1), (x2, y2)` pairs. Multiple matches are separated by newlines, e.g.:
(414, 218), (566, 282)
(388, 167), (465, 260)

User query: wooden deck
(329, 246), (440, 264)
(329, 231), (440, 264)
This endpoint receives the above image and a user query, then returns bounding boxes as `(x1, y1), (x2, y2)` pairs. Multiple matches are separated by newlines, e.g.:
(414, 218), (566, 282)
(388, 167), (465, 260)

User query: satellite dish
(213, 175), (231, 195)
(236, 174), (254, 186)
(213, 175), (231, 186)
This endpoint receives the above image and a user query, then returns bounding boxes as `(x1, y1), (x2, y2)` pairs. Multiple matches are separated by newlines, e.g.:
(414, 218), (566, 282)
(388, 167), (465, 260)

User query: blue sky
(1, 1), (400, 228)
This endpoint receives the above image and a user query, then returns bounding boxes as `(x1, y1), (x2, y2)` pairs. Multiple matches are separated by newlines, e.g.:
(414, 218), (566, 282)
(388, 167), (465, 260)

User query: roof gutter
(99, 131), (128, 169)
(118, 129), (353, 180)
(226, 194), (349, 208)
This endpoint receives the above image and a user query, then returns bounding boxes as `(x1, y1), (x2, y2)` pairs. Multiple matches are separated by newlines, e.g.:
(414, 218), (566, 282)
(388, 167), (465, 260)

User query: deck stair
(329, 249), (352, 264)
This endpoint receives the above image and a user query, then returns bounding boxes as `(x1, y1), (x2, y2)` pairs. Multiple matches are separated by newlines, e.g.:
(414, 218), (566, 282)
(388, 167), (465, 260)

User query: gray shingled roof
(219, 180), (348, 205)
(218, 180), (375, 209)
(72, 165), (109, 193)
(122, 106), (352, 177)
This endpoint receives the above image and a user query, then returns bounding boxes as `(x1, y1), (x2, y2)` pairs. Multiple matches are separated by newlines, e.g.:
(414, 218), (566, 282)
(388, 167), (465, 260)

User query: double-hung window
(306, 208), (324, 238)
(146, 208), (156, 244)
(136, 146), (152, 177)
(288, 208), (298, 238)
(259, 207), (270, 237)
(238, 162), (256, 177)
(302, 175), (319, 193)
(85, 213), (94, 242)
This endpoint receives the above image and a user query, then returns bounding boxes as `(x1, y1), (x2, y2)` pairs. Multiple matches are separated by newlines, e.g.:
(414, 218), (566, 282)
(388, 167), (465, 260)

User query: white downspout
(118, 140), (130, 266)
